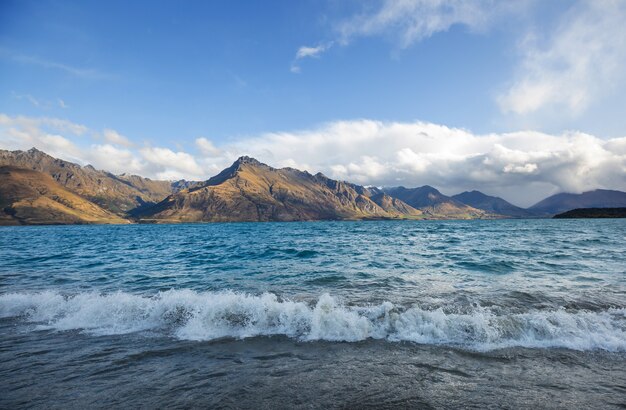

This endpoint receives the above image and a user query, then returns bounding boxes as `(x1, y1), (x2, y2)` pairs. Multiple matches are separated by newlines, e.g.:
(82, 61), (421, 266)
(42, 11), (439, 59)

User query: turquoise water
(1, 220), (625, 408)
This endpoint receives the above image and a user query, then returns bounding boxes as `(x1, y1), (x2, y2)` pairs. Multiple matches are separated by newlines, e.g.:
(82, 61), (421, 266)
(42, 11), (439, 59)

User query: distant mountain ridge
(530, 189), (626, 215)
(452, 190), (536, 218)
(2, 147), (626, 225)
(383, 186), (489, 219)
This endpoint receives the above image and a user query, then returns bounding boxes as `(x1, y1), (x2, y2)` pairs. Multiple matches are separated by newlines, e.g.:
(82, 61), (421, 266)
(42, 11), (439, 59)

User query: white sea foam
(1, 290), (624, 352)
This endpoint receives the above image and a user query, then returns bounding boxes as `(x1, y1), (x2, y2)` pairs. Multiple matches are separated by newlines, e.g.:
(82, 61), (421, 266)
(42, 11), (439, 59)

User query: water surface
(1, 220), (625, 408)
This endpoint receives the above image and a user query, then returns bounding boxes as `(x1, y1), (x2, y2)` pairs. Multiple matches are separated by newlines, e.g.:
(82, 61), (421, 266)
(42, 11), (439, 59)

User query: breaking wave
(1, 290), (624, 352)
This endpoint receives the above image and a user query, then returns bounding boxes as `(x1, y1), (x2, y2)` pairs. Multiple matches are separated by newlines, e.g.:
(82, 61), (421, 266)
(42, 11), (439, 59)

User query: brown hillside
(0, 148), (173, 214)
(136, 157), (424, 222)
(0, 166), (129, 225)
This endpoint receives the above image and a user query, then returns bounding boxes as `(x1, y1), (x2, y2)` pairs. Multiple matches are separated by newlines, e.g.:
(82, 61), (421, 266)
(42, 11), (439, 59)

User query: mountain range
(384, 186), (487, 219)
(451, 190), (536, 218)
(0, 148), (172, 213)
(0, 166), (128, 225)
(1, 148), (625, 225)
(132, 156), (426, 222)
(529, 189), (626, 215)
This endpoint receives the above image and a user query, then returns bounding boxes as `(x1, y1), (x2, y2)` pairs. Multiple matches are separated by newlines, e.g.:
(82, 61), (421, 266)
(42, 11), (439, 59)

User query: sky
(1, 0), (626, 206)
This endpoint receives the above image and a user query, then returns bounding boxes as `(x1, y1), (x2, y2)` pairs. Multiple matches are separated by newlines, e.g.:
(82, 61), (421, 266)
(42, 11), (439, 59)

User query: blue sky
(1, 0), (626, 206)
(0, 0), (509, 139)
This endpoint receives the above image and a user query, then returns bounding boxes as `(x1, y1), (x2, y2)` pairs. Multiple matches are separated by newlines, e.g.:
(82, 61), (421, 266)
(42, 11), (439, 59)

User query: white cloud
(292, 1), (626, 127)
(88, 144), (144, 174)
(139, 147), (205, 180)
(498, 0), (626, 116)
(2, 113), (626, 206)
(296, 44), (329, 59)
(0, 113), (207, 180)
(291, 0), (507, 72)
(331, 0), (626, 122)
(0, 114), (87, 161)
(195, 137), (221, 156)
(291, 42), (333, 73)
(336, 0), (525, 48)
(228, 120), (626, 206)
(103, 129), (133, 147)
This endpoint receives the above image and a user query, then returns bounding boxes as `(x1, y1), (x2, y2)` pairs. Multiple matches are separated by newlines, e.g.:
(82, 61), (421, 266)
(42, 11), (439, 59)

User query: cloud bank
(2, 113), (626, 207)
(230, 120), (626, 206)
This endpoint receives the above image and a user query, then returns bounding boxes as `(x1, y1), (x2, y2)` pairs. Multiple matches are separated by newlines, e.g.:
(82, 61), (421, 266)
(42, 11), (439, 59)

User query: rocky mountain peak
(233, 156), (263, 166)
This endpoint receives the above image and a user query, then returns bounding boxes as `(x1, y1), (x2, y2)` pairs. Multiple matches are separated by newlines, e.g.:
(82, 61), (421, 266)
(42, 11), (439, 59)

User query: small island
(553, 207), (626, 218)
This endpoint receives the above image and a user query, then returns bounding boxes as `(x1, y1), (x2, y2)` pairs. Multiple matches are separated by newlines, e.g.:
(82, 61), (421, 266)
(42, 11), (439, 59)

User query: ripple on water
(304, 275), (347, 286)
(1, 219), (625, 320)
(454, 260), (517, 275)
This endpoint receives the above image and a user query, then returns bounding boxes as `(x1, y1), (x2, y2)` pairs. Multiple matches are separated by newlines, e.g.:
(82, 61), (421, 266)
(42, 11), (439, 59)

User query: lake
(1, 220), (625, 408)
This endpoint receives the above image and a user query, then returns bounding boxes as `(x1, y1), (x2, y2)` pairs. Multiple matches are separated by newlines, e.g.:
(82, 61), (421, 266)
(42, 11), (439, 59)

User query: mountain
(0, 166), (128, 225)
(369, 192), (420, 215)
(170, 179), (204, 193)
(135, 156), (425, 222)
(553, 208), (626, 219)
(117, 173), (174, 198)
(384, 186), (490, 219)
(452, 190), (536, 218)
(530, 189), (626, 215)
(0, 148), (173, 214)
(17, 148), (626, 224)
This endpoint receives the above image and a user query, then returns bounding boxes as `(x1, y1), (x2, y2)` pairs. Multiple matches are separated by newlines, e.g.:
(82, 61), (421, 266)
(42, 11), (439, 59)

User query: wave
(1, 290), (624, 352)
